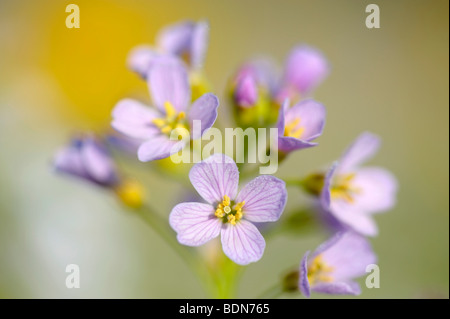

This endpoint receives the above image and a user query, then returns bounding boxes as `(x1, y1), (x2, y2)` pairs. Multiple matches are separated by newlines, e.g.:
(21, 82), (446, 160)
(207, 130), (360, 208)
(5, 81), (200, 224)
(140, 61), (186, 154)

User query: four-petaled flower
(112, 57), (219, 162)
(169, 154), (287, 265)
(299, 232), (377, 297)
(276, 98), (326, 153)
(320, 132), (398, 236)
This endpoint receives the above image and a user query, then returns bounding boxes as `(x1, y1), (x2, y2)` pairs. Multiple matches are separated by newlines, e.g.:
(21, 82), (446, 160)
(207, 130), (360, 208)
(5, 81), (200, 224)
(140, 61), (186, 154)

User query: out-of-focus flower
(169, 154), (287, 265)
(112, 57), (219, 162)
(320, 132), (398, 236)
(53, 135), (145, 208)
(276, 99), (326, 154)
(53, 135), (119, 187)
(127, 20), (210, 92)
(276, 45), (329, 103)
(230, 46), (328, 126)
(298, 232), (377, 297)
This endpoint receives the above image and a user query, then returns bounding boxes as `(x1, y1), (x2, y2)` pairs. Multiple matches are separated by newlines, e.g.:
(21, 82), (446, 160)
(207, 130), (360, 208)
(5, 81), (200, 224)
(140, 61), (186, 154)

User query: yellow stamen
(307, 255), (334, 284)
(164, 101), (177, 118)
(330, 173), (360, 204)
(284, 117), (305, 139)
(152, 118), (166, 128)
(215, 195), (245, 225)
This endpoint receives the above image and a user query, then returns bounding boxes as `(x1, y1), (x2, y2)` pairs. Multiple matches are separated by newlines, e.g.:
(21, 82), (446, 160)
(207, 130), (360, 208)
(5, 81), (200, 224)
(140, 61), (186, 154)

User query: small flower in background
(128, 20), (211, 100)
(276, 45), (330, 104)
(298, 232), (377, 297)
(320, 132), (398, 236)
(53, 135), (144, 208)
(169, 154), (287, 265)
(112, 57), (219, 162)
(276, 98), (326, 154)
(53, 135), (119, 187)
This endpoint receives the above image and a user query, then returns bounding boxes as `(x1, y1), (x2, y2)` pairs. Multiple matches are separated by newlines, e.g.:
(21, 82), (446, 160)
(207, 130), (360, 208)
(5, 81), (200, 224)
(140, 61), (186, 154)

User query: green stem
(133, 204), (214, 296)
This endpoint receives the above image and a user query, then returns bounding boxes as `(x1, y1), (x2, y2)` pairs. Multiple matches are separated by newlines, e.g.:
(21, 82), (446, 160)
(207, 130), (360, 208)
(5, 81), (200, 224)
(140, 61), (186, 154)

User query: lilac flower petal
(285, 99), (326, 141)
(278, 135), (318, 153)
(157, 21), (194, 55)
(276, 99), (289, 135)
(328, 201), (379, 236)
(311, 232), (344, 258)
(284, 45), (329, 94)
(234, 74), (258, 108)
(352, 167), (398, 214)
(249, 58), (280, 94)
(311, 281), (361, 295)
(189, 154), (239, 204)
(81, 138), (117, 185)
(338, 132), (381, 173)
(137, 135), (186, 162)
(320, 232), (377, 281)
(188, 93), (219, 139)
(298, 251), (311, 297)
(111, 99), (160, 139)
(236, 175), (287, 223)
(148, 58), (191, 112)
(169, 202), (221, 246)
(127, 45), (159, 78)
(221, 220), (266, 265)
(191, 20), (209, 70)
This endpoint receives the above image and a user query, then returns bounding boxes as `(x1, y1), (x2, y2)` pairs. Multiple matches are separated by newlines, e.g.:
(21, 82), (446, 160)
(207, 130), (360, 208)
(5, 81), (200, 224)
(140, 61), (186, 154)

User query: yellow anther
(152, 118), (167, 128)
(177, 111), (186, 121)
(227, 214), (236, 225)
(223, 195), (230, 206)
(284, 117), (305, 139)
(215, 209), (225, 218)
(164, 101), (177, 118)
(233, 201), (245, 211)
(235, 210), (243, 221)
(160, 126), (172, 134)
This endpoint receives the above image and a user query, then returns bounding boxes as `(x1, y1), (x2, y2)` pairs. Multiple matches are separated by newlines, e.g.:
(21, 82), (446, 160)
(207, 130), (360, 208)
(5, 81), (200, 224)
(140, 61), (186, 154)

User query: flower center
(284, 117), (304, 139)
(152, 101), (187, 135)
(307, 254), (334, 284)
(330, 173), (361, 204)
(215, 195), (245, 225)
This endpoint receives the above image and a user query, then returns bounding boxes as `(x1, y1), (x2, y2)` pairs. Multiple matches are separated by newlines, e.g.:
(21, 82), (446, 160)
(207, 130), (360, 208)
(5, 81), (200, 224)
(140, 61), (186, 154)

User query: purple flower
(53, 135), (119, 187)
(112, 57), (219, 162)
(320, 132), (398, 236)
(232, 59), (280, 108)
(276, 98), (326, 153)
(299, 232), (377, 297)
(277, 45), (329, 102)
(128, 20), (209, 78)
(169, 154), (287, 265)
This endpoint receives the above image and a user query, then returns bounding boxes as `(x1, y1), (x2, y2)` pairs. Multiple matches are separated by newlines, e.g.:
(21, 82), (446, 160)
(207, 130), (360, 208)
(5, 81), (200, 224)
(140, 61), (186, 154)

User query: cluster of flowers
(53, 20), (398, 297)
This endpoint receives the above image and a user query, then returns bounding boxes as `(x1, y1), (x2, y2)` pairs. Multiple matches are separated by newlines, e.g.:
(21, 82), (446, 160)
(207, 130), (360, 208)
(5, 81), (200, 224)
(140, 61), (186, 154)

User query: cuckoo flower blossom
(53, 135), (119, 187)
(128, 20), (209, 78)
(169, 154), (287, 265)
(112, 57), (219, 162)
(299, 232), (376, 297)
(276, 99), (326, 153)
(320, 132), (398, 236)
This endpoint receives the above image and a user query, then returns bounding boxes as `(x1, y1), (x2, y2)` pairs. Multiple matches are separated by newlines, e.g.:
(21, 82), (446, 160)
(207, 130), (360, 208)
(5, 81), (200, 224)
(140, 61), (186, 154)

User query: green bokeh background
(0, 0), (448, 298)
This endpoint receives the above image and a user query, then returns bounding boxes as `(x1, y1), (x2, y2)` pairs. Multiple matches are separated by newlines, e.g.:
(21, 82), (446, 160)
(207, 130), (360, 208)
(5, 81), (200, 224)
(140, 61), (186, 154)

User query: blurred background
(0, 0), (448, 298)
